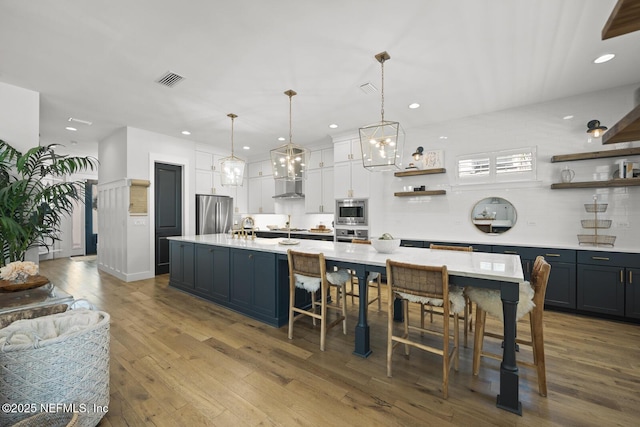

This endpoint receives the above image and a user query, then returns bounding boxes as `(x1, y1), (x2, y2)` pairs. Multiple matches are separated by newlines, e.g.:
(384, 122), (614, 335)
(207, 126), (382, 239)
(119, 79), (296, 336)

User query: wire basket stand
(577, 196), (616, 247)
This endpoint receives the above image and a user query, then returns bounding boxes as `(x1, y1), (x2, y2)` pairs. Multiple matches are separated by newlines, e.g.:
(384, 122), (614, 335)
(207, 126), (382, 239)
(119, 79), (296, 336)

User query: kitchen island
(168, 233), (526, 414)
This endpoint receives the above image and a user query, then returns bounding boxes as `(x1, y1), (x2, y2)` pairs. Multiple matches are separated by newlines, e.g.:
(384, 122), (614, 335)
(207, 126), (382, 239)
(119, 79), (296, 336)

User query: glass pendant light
(270, 90), (309, 181)
(359, 51), (405, 171)
(219, 113), (245, 186)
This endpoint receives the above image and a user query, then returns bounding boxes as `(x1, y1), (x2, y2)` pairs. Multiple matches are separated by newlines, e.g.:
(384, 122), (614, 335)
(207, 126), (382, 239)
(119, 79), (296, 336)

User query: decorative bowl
(371, 238), (401, 253)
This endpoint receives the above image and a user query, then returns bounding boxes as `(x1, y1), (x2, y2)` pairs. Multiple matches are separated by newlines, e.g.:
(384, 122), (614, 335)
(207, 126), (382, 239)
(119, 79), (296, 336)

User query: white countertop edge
(168, 234), (524, 283)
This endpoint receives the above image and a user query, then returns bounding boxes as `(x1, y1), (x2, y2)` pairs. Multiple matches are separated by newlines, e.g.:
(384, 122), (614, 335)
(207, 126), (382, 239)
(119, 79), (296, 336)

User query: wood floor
(38, 257), (640, 426)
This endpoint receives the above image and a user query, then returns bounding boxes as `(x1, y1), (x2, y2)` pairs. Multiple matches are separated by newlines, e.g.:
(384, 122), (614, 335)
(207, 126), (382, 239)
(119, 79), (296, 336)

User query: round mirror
(471, 197), (517, 234)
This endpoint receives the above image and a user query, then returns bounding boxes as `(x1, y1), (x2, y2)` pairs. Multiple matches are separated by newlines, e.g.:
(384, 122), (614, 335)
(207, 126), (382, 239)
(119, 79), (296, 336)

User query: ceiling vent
(155, 71), (185, 88)
(359, 82), (378, 94)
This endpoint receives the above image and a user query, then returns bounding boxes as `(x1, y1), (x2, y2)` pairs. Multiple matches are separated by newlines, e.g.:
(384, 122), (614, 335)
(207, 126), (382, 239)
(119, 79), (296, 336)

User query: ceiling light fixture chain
(377, 52), (388, 123)
(286, 89), (296, 145)
(228, 113), (237, 156)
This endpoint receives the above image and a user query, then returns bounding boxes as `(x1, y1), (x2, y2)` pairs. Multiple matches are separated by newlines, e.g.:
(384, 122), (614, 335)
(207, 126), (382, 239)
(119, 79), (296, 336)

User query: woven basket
(0, 310), (110, 427)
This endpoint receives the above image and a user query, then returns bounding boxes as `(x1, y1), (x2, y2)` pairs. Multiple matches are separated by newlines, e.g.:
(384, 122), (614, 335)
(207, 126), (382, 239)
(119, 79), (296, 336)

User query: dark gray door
(84, 180), (98, 255)
(155, 162), (182, 275)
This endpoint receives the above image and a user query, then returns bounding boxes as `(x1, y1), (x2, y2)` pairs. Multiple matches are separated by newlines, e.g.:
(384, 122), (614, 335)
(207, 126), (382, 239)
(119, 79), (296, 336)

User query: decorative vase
(0, 274), (49, 292)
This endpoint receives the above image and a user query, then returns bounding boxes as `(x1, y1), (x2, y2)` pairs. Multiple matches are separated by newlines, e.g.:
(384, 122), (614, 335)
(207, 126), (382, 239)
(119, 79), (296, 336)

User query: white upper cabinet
(305, 167), (334, 213)
(248, 159), (273, 178)
(333, 137), (368, 198)
(307, 148), (334, 170)
(333, 160), (370, 199)
(195, 150), (214, 170)
(248, 176), (275, 214)
(334, 138), (362, 163)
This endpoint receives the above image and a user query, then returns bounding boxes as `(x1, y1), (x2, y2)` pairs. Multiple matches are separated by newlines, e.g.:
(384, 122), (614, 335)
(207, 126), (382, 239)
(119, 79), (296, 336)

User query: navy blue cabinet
(169, 240), (194, 291)
(626, 268), (640, 320)
(577, 251), (639, 317)
(230, 249), (278, 323)
(194, 244), (230, 301)
(492, 245), (576, 309)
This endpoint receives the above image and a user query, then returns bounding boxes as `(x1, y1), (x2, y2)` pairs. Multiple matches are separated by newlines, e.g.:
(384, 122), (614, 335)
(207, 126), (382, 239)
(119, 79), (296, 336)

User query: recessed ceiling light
(594, 53), (615, 64)
(181, 130), (191, 135)
(439, 136), (448, 139)
(278, 137), (285, 141)
(408, 103), (420, 109)
(563, 115), (574, 120)
(329, 124), (338, 129)
(65, 127), (77, 131)
(243, 146), (250, 150)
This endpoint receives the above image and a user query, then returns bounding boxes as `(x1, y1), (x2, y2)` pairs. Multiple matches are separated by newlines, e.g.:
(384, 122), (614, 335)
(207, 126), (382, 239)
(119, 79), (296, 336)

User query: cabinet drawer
(493, 246), (575, 263)
(400, 240), (425, 248)
(577, 251), (640, 267)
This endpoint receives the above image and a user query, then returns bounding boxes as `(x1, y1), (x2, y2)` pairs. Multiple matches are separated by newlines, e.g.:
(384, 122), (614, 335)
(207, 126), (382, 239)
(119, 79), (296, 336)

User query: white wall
(97, 127), (197, 281)
(357, 83), (640, 252)
(0, 81), (39, 152)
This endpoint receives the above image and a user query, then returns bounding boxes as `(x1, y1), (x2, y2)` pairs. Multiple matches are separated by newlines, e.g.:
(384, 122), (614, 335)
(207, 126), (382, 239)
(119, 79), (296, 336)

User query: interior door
(84, 180), (98, 255)
(155, 162), (183, 275)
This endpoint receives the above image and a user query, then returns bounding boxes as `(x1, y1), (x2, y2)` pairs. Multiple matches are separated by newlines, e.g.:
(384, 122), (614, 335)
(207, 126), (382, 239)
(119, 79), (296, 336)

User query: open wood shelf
(394, 168), (446, 177)
(602, 0), (640, 40)
(394, 190), (446, 197)
(602, 104), (640, 145)
(550, 178), (640, 189)
(551, 146), (640, 163)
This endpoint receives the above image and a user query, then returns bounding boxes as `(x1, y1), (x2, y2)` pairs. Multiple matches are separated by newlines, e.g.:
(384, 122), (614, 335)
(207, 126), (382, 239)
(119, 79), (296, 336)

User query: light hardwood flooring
(38, 257), (640, 426)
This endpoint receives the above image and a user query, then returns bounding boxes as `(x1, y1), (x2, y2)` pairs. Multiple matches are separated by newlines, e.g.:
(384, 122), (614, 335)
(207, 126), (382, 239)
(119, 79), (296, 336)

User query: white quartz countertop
(256, 229), (334, 236)
(169, 234), (524, 284)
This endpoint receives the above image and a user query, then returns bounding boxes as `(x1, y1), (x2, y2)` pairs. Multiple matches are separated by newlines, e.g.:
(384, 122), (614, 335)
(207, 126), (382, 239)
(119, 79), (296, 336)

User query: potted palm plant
(0, 139), (98, 273)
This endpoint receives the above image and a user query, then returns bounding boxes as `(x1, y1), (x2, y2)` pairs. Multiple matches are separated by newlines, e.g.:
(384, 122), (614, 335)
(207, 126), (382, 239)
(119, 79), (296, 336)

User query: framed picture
(423, 149), (444, 169)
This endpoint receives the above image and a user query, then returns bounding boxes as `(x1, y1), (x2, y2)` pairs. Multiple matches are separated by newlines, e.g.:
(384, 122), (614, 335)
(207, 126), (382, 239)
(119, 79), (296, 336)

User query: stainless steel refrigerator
(195, 194), (233, 235)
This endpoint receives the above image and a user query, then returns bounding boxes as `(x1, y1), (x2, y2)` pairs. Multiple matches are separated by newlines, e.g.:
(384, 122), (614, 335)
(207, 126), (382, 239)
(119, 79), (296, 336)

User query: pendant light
(359, 51), (405, 171)
(219, 113), (246, 186)
(270, 90), (309, 181)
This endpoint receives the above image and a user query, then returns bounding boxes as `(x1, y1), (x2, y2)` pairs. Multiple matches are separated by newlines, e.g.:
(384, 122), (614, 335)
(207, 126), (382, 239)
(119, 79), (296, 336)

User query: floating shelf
(550, 178), (640, 189)
(394, 190), (446, 197)
(394, 168), (446, 177)
(602, 0), (640, 40)
(550, 147), (640, 163)
(602, 104), (640, 145)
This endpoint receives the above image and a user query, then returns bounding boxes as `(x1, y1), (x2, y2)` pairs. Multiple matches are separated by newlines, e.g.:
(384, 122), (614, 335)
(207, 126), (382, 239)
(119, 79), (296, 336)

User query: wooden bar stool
(423, 244), (473, 347)
(386, 260), (464, 399)
(287, 249), (348, 351)
(467, 256), (551, 396)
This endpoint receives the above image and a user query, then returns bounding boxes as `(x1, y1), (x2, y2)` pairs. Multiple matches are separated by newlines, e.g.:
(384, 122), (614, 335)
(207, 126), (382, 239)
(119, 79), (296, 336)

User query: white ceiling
(1, 0), (639, 160)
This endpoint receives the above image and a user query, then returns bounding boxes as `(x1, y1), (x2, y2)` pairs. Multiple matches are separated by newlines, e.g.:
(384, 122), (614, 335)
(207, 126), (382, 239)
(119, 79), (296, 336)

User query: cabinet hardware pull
(504, 251), (518, 254)
(620, 270), (624, 283)
(545, 253), (561, 257)
(249, 254), (253, 259)
(209, 249), (214, 253)
(629, 271), (633, 284)
(592, 256), (610, 261)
